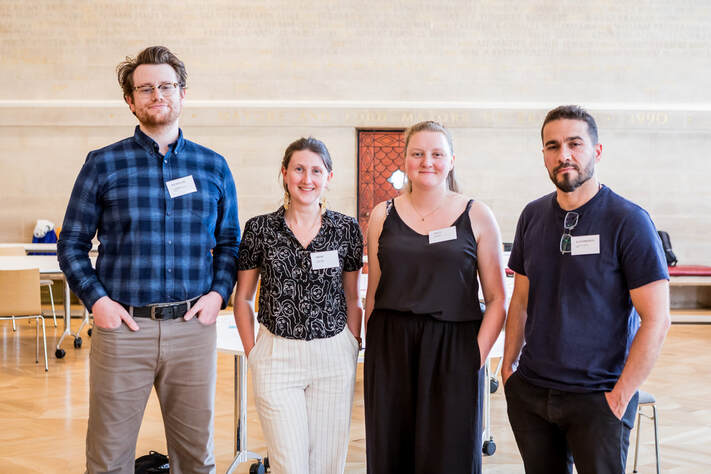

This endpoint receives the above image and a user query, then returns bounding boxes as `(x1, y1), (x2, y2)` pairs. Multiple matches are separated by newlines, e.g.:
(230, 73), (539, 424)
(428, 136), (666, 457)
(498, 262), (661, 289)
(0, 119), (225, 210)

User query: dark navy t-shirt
(508, 186), (669, 392)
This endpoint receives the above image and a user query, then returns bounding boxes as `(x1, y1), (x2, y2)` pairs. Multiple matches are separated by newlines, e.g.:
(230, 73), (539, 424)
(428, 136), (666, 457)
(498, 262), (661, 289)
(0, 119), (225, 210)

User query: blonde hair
(403, 121), (460, 193)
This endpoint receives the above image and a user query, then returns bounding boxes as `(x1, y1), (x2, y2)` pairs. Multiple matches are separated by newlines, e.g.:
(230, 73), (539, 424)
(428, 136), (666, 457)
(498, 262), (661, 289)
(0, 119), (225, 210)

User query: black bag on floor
(658, 230), (677, 267)
(135, 450), (170, 474)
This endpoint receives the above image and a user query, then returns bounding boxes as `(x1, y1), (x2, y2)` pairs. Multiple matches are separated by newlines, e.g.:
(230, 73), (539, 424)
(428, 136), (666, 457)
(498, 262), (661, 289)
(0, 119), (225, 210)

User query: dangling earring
(283, 191), (290, 210)
(320, 196), (327, 215)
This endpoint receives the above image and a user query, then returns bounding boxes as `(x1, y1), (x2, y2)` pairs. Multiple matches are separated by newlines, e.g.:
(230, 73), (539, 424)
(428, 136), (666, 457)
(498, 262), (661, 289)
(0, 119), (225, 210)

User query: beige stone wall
(2, 0), (709, 103)
(1, 1), (710, 264)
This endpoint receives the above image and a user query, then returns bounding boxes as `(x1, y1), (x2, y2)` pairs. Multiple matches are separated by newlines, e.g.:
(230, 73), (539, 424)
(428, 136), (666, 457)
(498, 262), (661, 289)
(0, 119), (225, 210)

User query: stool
(632, 390), (660, 474)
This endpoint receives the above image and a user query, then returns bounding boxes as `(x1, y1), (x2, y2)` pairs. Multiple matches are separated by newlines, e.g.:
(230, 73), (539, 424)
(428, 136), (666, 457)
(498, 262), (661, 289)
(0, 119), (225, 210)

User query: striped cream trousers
(248, 325), (360, 474)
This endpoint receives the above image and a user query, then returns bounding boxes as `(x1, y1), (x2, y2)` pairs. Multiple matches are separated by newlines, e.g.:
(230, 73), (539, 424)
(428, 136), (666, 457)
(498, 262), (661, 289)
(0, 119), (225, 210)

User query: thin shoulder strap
(464, 199), (478, 242)
(465, 199), (475, 212)
(385, 199), (394, 216)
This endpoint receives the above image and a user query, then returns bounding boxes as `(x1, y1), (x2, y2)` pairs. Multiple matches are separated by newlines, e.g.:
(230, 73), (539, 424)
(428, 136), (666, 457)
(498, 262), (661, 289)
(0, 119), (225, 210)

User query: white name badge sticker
(166, 175), (197, 198)
(428, 226), (457, 244)
(310, 250), (340, 270)
(571, 235), (600, 256)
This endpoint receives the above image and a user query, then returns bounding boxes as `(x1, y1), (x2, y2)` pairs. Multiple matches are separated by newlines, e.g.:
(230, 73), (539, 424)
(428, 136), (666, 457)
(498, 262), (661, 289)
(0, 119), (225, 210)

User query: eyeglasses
(133, 82), (182, 97)
(559, 211), (579, 254)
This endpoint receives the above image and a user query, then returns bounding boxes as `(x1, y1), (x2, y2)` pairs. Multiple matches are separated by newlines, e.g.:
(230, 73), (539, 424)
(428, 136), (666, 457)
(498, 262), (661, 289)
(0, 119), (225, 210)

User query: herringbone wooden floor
(1, 315), (709, 473)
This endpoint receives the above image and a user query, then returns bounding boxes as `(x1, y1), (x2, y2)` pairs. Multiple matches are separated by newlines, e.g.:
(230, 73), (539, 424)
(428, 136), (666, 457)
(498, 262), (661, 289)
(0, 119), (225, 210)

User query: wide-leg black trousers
(364, 309), (482, 474)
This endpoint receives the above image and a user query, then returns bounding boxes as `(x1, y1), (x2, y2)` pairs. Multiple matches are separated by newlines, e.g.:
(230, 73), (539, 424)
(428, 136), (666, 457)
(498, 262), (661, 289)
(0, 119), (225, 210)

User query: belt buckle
(149, 298), (194, 321)
(149, 302), (170, 320)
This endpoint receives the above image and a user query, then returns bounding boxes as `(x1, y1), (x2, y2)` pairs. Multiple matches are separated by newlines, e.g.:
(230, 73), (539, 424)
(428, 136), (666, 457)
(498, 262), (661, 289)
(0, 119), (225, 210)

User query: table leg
(74, 306), (91, 336)
(483, 357), (491, 441)
(481, 357), (496, 456)
(225, 353), (262, 474)
(54, 277), (74, 356)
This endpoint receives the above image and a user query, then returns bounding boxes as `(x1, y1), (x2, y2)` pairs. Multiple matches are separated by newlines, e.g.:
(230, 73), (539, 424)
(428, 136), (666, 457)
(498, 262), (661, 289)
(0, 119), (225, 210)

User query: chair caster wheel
(483, 439), (496, 456)
(55, 348), (66, 359)
(490, 377), (499, 393)
(73, 337), (82, 348)
(249, 461), (266, 474)
(87, 328), (92, 337)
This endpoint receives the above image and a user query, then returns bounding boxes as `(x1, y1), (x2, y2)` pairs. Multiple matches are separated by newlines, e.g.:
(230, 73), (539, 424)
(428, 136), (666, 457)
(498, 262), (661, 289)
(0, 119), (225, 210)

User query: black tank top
(374, 199), (483, 322)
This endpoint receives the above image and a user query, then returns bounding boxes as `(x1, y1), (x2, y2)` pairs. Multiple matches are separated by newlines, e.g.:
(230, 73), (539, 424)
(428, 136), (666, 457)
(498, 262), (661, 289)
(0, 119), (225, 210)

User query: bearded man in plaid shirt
(58, 46), (239, 474)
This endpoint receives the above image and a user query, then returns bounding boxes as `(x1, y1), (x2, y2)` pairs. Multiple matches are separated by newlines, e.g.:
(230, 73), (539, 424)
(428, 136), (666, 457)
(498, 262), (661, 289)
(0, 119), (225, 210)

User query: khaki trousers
(249, 326), (359, 474)
(86, 317), (217, 474)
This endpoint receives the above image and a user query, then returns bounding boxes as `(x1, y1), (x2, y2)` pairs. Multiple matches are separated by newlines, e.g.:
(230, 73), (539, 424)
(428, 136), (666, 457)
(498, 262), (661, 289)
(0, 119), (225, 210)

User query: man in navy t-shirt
(502, 105), (670, 474)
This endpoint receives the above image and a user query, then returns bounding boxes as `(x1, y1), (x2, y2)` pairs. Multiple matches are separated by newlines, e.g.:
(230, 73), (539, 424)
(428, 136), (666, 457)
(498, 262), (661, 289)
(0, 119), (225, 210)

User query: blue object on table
(30, 229), (58, 255)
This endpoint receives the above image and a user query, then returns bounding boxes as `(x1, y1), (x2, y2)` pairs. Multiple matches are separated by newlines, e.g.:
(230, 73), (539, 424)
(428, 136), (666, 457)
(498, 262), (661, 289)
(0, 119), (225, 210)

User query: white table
(0, 255), (94, 357)
(0, 242), (99, 253)
(216, 315), (264, 473)
(0, 243), (58, 253)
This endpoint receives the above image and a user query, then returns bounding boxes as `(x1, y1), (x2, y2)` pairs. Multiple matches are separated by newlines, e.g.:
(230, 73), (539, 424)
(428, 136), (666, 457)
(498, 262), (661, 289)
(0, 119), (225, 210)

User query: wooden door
(357, 130), (406, 271)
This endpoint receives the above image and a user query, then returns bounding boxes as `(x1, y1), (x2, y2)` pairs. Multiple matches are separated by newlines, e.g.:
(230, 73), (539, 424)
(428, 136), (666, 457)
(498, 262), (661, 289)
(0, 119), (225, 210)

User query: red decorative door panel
(357, 130), (406, 271)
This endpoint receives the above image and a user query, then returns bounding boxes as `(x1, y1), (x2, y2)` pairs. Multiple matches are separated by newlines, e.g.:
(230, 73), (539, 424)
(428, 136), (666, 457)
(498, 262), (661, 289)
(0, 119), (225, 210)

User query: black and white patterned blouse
(238, 207), (363, 340)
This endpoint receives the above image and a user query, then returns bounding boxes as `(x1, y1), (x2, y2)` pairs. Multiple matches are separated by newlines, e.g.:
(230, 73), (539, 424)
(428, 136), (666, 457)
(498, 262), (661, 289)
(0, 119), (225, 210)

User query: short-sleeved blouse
(238, 207), (363, 340)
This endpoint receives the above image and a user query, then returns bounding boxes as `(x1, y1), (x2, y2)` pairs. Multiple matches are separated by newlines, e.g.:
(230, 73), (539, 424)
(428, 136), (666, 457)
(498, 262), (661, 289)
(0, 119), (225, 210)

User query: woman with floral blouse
(233, 137), (363, 474)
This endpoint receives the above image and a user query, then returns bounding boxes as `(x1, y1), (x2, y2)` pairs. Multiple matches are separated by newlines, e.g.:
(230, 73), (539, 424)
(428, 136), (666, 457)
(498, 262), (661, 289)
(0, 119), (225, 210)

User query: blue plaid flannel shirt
(58, 126), (240, 309)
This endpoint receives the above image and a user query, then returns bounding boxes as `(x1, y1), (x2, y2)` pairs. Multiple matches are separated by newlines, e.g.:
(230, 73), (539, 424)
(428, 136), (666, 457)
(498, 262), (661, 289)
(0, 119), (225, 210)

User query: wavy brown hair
(117, 46), (187, 100)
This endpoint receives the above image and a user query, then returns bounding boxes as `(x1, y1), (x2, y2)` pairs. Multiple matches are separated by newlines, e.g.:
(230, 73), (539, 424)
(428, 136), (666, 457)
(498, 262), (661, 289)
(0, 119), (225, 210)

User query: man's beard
(134, 102), (181, 128)
(549, 158), (595, 193)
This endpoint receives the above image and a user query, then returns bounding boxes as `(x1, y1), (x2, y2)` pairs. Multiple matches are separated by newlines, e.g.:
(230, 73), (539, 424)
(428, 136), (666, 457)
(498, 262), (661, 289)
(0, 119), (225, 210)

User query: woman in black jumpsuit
(364, 121), (507, 474)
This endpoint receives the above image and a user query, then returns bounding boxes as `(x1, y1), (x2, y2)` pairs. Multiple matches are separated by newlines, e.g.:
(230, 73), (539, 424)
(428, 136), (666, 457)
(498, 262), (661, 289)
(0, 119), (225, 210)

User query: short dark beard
(549, 158), (595, 193)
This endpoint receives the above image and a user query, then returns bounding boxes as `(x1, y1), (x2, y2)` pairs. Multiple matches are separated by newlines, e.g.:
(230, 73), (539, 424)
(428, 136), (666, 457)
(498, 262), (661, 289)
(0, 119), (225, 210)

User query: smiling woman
(363, 120), (507, 474)
(280, 138), (333, 216)
(403, 120), (459, 194)
(233, 137), (364, 473)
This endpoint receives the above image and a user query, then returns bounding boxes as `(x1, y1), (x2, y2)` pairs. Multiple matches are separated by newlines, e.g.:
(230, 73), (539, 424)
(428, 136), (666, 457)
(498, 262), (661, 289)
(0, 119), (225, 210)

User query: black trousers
(364, 309), (483, 474)
(504, 371), (639, 474)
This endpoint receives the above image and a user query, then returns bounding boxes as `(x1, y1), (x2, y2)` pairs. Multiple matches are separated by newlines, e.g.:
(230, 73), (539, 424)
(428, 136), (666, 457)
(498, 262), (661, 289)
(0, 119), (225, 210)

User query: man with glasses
(501, 105), (670, 473)
(58, 46), (239, 473)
